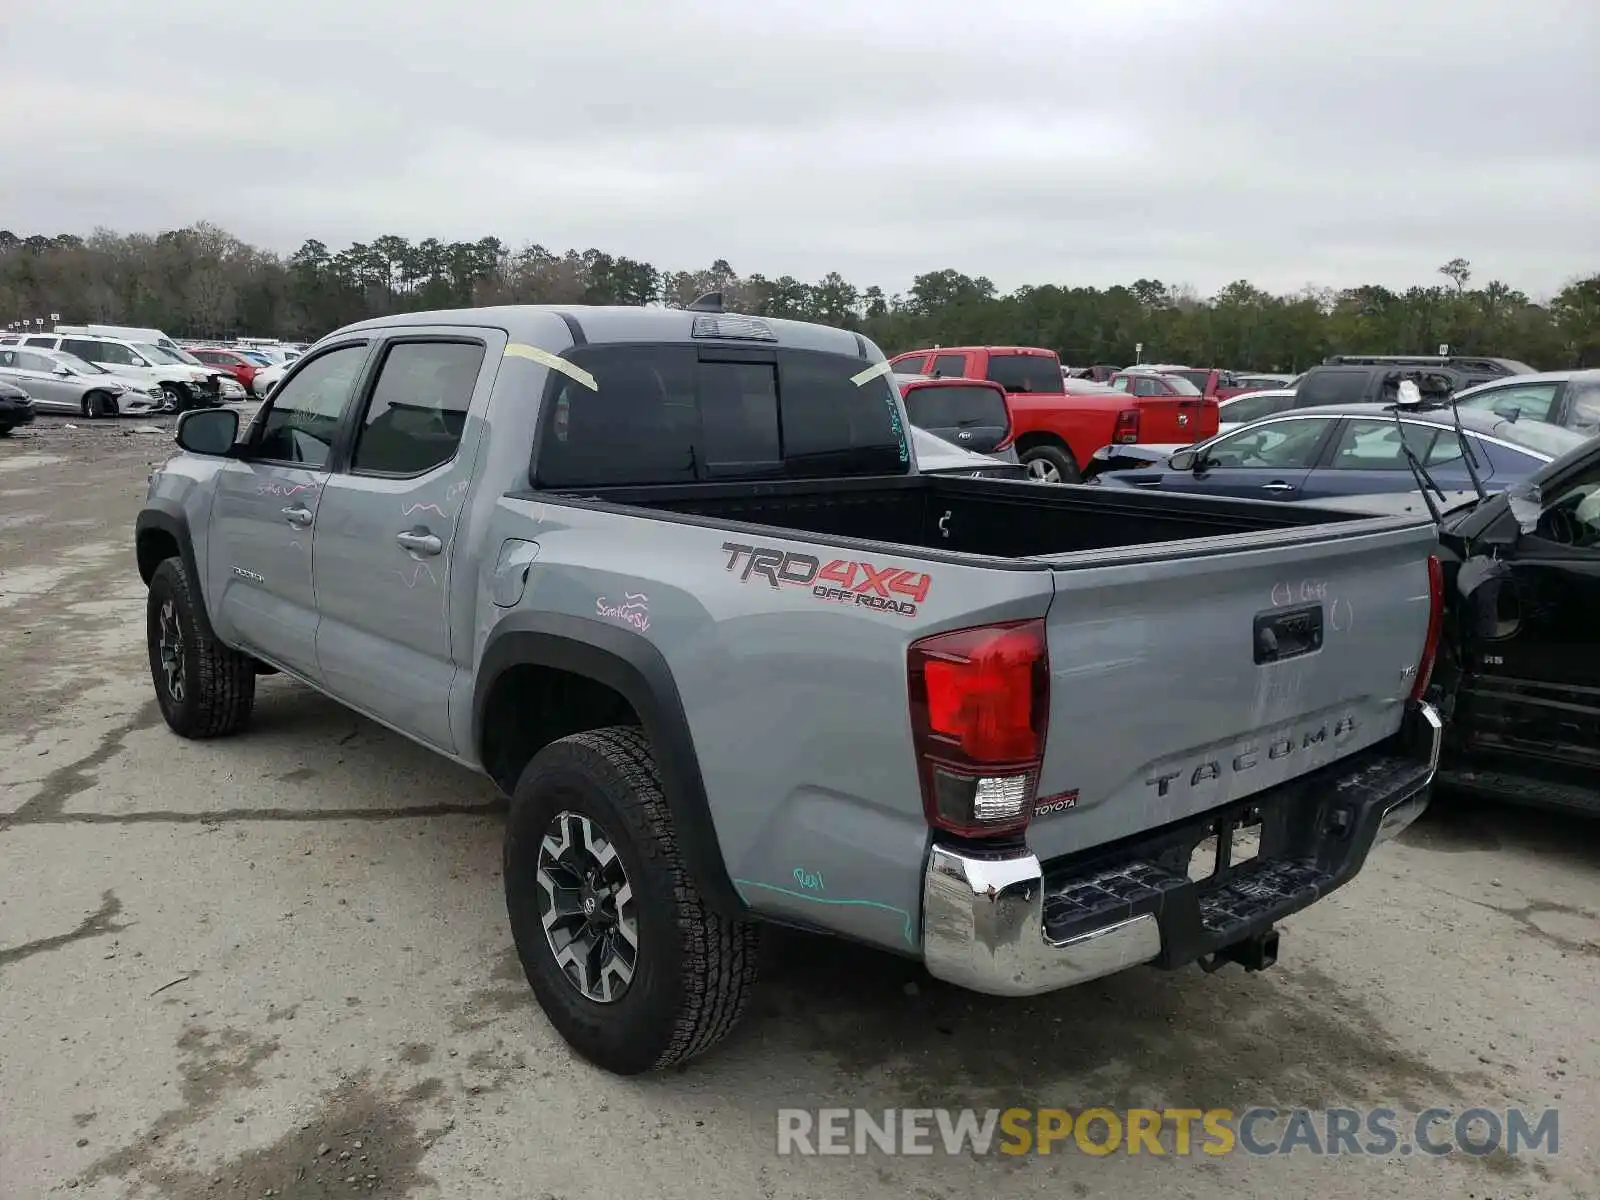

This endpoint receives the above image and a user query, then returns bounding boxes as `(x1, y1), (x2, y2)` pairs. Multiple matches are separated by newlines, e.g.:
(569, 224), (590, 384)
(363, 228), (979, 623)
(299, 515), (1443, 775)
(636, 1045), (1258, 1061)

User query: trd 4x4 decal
(720, 542), (931, 618)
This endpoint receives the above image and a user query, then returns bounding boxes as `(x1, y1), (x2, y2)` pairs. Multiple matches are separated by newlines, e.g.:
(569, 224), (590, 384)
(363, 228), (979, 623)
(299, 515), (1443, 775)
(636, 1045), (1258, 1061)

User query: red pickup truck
(1114, 365), (1252, 403)
(891, 345), (1217, 482)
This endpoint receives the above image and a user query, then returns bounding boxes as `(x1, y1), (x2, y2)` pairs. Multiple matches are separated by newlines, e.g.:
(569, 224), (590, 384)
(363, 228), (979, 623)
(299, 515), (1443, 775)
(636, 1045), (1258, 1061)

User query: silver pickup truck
(135, 303), (1444, 1075)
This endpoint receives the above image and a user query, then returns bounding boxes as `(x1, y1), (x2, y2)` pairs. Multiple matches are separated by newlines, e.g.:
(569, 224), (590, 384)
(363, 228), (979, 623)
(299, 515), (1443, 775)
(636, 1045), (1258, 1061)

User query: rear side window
(534, 345), (909, 487)
(1221, 392), (1294, 424)
(351, 340), (484, 475)
(985, 353), (1064, 394)
(903, 385), (1009, 429)
(931, 353), (967, 378)
(893, 353), (930, 373)
(1296, 369), (1370, 406)
(61, 338), (108, 362)
(1171, 370), (1212, 392)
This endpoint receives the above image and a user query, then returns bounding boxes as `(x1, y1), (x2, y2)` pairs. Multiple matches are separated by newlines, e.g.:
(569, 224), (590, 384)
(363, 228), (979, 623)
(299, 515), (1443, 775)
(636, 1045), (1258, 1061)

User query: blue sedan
(1089, 402), (1589, 502)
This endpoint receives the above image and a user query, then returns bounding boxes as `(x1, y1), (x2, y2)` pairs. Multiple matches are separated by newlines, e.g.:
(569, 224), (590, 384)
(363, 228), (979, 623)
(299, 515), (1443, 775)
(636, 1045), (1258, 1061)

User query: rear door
(1154, 415), (1337, 499)
(1029, 516), (1439, 860)
(0, 348), (77, 411)
(901, 382), (1011, 453)
(310, 330), (497, 752)
(1299, 417), (1462, 500)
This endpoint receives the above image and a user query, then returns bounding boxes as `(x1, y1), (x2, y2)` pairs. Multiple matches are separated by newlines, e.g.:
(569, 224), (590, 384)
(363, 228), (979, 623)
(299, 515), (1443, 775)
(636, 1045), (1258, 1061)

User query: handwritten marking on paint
(793, 868), (825, 891)
(396, 562), (439, 590)
(732, 879), (914, 947)
(1272, 579), (1328, 606)
(402, 501), (448, 519)
(257, 480), (317, 498)
(596, 592), (650, 632)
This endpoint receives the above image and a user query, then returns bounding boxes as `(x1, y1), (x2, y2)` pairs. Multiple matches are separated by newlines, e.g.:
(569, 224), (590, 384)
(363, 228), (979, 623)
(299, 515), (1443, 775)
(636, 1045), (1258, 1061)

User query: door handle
(282, 505), (313, 527)
(1261, 481), (1296, 492)
(396, 530), (443, 556)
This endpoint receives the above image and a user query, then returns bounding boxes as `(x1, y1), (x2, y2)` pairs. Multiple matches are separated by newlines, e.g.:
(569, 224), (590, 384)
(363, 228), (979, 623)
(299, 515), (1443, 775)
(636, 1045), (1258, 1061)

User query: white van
(54, 324), (183, 356)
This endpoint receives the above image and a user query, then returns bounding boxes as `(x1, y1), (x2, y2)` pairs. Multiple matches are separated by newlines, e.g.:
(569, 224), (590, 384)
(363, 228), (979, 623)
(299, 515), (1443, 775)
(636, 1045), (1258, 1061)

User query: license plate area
(1254, 603), (1323, 665)
(1186, 811), (1265, 882)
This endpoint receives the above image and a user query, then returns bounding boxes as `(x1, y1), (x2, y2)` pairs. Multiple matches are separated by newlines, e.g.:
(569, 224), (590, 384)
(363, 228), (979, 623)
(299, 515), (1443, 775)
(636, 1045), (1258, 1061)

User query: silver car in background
(0, 346), (165, 418)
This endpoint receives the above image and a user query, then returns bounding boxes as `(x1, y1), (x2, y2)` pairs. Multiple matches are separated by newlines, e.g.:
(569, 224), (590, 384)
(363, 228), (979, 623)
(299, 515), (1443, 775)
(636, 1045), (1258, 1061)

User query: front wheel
(504, 726), (761, 1075)
(1021, 444), (1081, 484)
(160, 384), (188, 413)
(82, 390), (119, 419)
(146, 558), (256, 738)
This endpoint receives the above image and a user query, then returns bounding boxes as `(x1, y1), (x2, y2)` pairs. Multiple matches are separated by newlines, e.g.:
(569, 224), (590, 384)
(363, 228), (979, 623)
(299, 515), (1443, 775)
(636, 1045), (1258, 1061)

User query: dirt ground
(2, 413), (1596, 1199)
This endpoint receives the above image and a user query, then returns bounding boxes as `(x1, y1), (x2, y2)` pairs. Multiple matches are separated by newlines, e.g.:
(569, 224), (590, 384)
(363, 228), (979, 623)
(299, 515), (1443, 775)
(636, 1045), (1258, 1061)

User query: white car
(1215, 387), (1299, 433)
(16, 333), (226, 411)
(250, 361), (288, 397)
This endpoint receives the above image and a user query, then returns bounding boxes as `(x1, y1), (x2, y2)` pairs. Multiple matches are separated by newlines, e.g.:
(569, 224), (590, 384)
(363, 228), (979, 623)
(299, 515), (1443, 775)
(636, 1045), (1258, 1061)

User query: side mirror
(1506, 481), (1541, 533)
(1168, 449), (1198, 472)
(53, 365), (73, 377)
(175, 407), (240, 456)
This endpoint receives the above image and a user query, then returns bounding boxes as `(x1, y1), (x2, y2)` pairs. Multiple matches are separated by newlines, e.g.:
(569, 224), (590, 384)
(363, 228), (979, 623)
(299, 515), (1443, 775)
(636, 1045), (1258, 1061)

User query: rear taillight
(907, 619), (1050, 838)
(1410, 554), (1444, 702)
(1114, 409), (1140, 444)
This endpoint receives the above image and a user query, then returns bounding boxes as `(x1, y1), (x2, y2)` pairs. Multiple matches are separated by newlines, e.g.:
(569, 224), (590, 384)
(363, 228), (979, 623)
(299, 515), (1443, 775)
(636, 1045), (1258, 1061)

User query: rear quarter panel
(479, 498), (1057, 955)
(1009, 393), (1125, 465)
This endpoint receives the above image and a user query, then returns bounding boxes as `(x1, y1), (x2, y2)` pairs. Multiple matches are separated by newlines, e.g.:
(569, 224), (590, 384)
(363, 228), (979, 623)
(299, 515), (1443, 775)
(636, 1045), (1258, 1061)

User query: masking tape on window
(504, 343), (598, 391)
(850, 360), (894, 387)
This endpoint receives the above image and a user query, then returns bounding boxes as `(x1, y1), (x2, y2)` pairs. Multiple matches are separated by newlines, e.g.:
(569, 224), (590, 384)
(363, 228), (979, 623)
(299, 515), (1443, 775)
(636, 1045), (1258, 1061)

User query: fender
(134, 505), (217, 640)
(473, 611), (747, 919)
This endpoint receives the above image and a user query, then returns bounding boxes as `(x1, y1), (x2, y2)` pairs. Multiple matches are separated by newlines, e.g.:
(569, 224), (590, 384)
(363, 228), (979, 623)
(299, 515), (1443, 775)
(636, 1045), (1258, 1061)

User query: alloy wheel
(1025, 458), (1062, 483)
(157, 598), (185, 702)
(536, 811), (639, 1003)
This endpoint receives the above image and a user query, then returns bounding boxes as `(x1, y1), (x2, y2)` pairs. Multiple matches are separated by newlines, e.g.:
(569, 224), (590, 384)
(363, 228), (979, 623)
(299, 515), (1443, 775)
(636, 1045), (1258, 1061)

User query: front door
(0, 348), (78, 411)
(207, 341), (373, 679)
(311, 332), (495, 752)
(1159, 415), (1335, 499)
(1459, 457), (1600, 780)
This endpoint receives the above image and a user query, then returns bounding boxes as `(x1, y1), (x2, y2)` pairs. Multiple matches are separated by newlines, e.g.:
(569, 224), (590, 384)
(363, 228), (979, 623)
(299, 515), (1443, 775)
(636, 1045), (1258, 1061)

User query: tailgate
(1136, 396), (1216, 442)
(1027, 519), (1436, 862)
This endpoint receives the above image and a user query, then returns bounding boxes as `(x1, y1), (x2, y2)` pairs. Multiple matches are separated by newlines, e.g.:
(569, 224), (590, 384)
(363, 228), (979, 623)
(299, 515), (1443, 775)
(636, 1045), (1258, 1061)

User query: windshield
(243, 351), (273, 365)
(1490, 417), (1589, 459)
(136, 342), (185, 365)
(903, 384), (1009, 429)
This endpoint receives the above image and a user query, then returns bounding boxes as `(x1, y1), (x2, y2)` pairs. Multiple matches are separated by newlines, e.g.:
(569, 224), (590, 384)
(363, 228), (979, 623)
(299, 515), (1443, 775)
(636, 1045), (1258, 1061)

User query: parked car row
(0, 329), (234, 413)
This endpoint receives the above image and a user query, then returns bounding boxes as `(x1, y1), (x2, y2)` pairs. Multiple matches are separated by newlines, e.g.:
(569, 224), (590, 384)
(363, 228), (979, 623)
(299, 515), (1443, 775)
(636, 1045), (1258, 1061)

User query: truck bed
(535, 473), (1386, 564)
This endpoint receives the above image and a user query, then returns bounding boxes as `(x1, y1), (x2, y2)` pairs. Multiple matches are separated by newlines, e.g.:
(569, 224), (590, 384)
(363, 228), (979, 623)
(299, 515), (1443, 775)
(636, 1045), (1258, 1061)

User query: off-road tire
(504, 726), (761, 1074)
(1021, 443), (1080, 484)
(83, 390), (119, 419)
(146, 557), (256, 738)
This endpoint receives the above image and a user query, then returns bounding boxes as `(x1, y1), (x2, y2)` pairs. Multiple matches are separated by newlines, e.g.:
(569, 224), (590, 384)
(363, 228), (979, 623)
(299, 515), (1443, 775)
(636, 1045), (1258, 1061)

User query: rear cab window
(984, 352), (1064, 394)
(533, 344), (910, 488)
(902, 384), (1009, 429)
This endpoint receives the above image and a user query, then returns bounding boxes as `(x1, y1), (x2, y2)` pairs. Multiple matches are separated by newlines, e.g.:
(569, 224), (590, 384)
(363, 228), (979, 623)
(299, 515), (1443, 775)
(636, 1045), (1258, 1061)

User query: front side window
(1456, 381), (1559, 423)
(254, 344), (368, 468)
(985, 353), (1064, 394)
(89, 340), (141, 367)
(534, 345), (908, 488)
(1326, 418), (1437, 471)
(1203, 418), (1333, 469)
(351, 341), (484, 475)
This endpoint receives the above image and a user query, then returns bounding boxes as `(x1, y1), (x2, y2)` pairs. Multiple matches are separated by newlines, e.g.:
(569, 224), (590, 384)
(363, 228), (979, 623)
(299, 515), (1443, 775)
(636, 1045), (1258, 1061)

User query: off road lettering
(721, 543), (932, 617)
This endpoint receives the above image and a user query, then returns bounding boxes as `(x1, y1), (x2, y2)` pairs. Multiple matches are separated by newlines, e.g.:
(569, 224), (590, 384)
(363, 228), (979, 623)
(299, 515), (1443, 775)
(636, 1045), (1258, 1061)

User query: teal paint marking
(733, 879), (915, 947)
(792, 867), (825, 891)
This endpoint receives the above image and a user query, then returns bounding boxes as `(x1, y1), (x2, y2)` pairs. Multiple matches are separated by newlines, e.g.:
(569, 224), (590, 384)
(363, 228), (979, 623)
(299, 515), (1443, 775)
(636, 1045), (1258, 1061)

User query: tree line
(3, 226), (1597, 372)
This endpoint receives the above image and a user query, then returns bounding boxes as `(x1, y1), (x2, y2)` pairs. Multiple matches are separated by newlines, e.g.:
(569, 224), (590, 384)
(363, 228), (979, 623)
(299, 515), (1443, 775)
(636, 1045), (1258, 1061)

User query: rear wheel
(1021, 444), (1080, 484)
(505, 726), (761, 1074)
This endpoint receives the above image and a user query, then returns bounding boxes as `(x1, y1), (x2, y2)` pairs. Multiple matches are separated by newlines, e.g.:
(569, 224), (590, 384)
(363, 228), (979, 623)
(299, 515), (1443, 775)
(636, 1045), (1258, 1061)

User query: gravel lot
(2, 413), (1596, 1200)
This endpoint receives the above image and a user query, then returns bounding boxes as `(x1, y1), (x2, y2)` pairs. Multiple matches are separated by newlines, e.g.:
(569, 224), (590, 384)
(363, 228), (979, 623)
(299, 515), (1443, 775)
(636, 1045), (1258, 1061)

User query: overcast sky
(3, 0), (1596, 298)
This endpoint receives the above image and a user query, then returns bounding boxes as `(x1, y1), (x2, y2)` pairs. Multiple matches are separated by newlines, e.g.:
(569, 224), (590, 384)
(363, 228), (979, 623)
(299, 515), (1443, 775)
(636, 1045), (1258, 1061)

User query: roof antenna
(686, 291), (724, 313)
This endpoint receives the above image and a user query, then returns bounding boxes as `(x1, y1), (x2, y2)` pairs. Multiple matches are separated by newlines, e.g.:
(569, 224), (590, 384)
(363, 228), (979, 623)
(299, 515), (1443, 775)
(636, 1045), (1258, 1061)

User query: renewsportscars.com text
(776, 1106), (1560, 1158)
